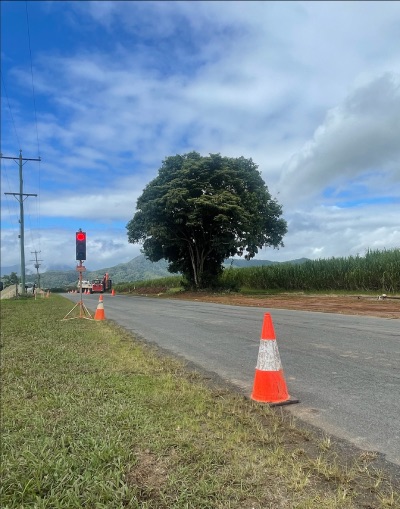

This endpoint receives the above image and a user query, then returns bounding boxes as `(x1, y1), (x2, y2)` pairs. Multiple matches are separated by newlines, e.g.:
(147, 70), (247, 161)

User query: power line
(25, 1), (41, 159)
(1, 73), (21, 150)
(25, 198), (36, 251)
(1, 159), (20, 225)
(2, 2), (43, 284)
(25, 1), (42, 252)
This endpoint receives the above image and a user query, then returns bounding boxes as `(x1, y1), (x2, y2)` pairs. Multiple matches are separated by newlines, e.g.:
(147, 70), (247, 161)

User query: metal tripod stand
(63, 261), (93, 320)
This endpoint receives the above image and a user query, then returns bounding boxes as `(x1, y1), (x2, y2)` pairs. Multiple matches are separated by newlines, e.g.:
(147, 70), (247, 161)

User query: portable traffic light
(76, 230), (87, 260)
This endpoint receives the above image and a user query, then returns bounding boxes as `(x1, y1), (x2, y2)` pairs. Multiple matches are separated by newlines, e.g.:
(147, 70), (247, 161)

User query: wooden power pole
(2, 150), (40, 295)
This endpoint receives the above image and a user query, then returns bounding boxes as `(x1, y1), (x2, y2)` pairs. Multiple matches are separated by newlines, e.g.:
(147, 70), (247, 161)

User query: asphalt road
(64, 293), (400, 466)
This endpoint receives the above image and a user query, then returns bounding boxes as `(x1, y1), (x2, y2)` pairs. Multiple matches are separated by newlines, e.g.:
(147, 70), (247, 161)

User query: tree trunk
(187, 242), (199, 288)
(187, 241), (208, 289)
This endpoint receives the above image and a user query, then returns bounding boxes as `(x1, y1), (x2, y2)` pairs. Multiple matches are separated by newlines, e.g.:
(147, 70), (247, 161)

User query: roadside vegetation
(1, 296), (399, 508)
(115, 248), (400, 295)
(115, 275), (183, 294)
(4, 248), (397, 295)
(222, 248), (399, 293)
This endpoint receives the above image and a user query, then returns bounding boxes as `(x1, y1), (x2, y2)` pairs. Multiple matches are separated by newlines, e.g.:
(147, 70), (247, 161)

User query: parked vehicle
(91, 273), (112, 293)
(77, 273), (112, 294)
(78, 280), (92, 292)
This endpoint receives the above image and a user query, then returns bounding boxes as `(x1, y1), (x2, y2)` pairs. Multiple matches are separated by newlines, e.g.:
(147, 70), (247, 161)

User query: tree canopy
(1, 272), (19, 287)
(126, 152), (287, 289)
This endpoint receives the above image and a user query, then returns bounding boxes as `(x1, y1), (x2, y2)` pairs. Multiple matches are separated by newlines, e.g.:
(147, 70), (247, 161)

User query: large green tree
(127, 152), (287, 289)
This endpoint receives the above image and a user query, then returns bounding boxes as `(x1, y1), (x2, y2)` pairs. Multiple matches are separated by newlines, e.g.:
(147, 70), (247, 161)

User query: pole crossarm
(4, 192), (38, 201)
(1, 154), (41, 162)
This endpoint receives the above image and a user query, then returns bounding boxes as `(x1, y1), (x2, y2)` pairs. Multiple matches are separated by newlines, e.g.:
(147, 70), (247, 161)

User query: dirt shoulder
(132, 287), (400, 319)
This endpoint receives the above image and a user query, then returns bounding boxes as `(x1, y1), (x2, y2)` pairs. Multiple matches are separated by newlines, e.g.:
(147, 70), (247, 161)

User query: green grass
(1, 296), (399, 508)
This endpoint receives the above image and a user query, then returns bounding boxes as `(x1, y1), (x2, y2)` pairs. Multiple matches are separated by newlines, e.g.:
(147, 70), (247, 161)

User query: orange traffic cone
(251, 313), (298, 406)
(111, 289), (115, 296)
(94, 295), (106, 321)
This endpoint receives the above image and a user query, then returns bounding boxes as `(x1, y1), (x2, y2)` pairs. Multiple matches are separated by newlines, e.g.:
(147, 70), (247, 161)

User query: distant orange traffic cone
(111, 289), (115, 296)
(251, 313), (298, 406)
(94, 295), (106, 321)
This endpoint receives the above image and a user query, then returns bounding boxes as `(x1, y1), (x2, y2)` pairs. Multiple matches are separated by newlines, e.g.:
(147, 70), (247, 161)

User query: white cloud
(260, 203), (400, 262)
(279, 73), (400, 206)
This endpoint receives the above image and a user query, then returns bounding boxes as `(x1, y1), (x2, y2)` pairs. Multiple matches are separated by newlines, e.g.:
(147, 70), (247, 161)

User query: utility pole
(2, 150), (40, 295)
(30, 250), (43, 290)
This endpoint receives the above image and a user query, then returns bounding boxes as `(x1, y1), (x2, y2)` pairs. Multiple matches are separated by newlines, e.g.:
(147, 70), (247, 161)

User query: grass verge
(1, 296), (399, 508)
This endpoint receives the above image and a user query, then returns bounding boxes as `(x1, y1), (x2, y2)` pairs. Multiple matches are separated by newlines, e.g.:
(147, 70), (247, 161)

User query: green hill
(38, 255), (170, 288)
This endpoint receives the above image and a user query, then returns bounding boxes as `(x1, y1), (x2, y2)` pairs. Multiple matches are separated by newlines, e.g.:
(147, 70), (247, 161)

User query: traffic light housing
(76, 230), (86, 260)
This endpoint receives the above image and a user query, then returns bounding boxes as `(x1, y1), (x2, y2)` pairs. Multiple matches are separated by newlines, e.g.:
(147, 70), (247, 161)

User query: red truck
(91, 273), (112, 293)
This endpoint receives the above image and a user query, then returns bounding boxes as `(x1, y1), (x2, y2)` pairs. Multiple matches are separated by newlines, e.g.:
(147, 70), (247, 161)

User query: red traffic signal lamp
(76, 230), (87, 260)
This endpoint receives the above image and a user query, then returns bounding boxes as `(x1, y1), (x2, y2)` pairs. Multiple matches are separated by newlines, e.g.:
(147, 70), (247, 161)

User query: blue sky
(1, 1), (399, 272)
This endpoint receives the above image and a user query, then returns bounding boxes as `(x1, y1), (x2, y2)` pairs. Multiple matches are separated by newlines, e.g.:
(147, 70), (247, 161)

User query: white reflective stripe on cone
(255, 340), (282, 372)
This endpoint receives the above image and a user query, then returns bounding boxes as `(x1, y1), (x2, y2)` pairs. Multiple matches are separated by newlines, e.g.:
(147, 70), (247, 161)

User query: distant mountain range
(0, 264), (21, 277)
(1, 255), (310, 288)
(0, 263), (74, 277)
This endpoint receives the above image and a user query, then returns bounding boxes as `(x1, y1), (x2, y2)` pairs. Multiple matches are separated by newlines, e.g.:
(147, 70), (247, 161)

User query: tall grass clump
(221, 248), (400, 293)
